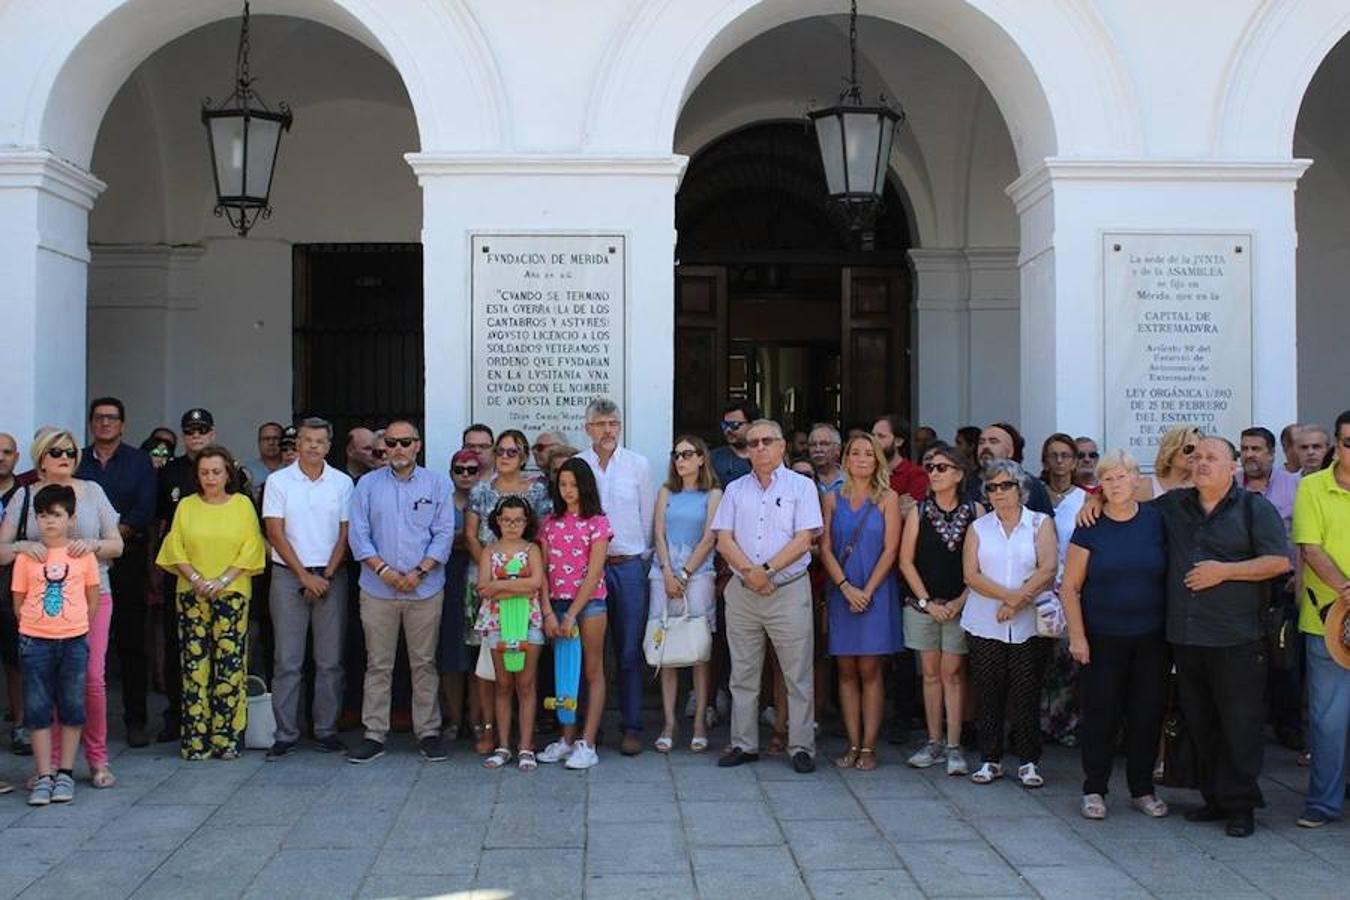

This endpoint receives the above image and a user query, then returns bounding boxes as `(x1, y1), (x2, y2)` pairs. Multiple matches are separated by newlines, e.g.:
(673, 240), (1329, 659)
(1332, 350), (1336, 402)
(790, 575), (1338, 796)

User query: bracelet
(835, 579), (847, 589)
(376, 564), (389, 577)
(188, 572), (201, 584)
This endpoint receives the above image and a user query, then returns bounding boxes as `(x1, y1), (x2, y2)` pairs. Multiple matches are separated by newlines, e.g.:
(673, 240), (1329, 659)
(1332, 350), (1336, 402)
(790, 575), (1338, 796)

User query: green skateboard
(499, 555), (529, 673)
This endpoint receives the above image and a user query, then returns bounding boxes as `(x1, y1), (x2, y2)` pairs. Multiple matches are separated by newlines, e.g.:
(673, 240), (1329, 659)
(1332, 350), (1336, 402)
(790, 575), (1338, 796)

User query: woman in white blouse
(961, 459), (1058, 788)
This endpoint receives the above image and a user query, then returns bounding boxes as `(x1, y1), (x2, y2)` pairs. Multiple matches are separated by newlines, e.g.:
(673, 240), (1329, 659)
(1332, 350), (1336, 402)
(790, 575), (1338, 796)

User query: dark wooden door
(293, 243), (423, 466)
(840, 266), (909, 427)
(673, 265), (728, 443)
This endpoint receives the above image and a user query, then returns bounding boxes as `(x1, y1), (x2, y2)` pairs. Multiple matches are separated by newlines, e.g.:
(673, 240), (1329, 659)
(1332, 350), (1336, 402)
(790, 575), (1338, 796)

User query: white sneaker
(685, 693), (697, 718)
(537, 739), (574, 764)
(760, 706), (776, 727)
(945, 746), (969, 776)
(907, 740), (946, 769)
(564, 739), (599, 770)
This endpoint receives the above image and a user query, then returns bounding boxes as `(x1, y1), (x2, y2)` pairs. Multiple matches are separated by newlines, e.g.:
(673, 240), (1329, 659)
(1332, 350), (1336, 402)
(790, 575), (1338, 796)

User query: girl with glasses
(650, 436), (722, 753)
(898, 443), (983, 775)
(464, 430), (553, 755)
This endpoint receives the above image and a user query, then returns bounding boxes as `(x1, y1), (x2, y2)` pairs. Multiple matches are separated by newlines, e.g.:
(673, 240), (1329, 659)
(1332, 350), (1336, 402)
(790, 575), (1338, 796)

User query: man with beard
(970, 423), (1055, 516)
(872, 414), (928, 503)
(807, 424), (844, 494)
(710, 401), (758, 489)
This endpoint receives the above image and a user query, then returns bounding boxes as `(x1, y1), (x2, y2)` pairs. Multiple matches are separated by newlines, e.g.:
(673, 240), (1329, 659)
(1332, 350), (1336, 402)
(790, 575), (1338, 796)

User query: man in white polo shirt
(713, 418), (823, 773)
(578, 398), (655, 755)
(262, 417), (354, 759)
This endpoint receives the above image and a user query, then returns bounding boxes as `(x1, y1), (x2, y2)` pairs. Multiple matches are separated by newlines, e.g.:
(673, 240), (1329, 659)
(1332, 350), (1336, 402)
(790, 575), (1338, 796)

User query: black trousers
(1174, 641), (1267, 813)
(109, 540), (149, 726)
(968, 635), (1048, 764)
(1079, 631), (1168, 797)
(161, 572), (183, 724)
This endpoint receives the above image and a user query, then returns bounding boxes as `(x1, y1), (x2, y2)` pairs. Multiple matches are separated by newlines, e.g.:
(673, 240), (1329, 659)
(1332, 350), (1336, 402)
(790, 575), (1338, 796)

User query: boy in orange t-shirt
(10, 484), (100, 807)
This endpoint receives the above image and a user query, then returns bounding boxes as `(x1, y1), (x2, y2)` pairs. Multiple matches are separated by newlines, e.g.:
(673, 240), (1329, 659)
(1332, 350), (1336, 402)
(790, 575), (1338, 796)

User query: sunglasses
(1180, 444), (1197, 456)
(383, 437), (417, 449)
(670, 449), (703, 461)
(183, 427), (211, 437)
(452, 465), (480, 476)
(46, 447), (78, 460)
(719, 420), (746, 432)
(1077, 451), (1099, 460)
(986, 481), (1019, 494)
(532, 443), (554, 453)
(746, 437), (780, 449)
(495, 446), (521, 458)
(924, 462), (956, 474)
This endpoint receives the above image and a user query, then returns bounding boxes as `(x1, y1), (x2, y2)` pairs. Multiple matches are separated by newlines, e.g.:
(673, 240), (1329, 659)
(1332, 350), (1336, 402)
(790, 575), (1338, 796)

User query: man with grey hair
(263, 417), (354, 760)
(808, 423), (844, 494)
(346, 420), (455, 764)
(531, 430), (566, 473)
(579, 398), (655, 755)
(713, 418), (824, 773)
(1296, 426), (1331, 476)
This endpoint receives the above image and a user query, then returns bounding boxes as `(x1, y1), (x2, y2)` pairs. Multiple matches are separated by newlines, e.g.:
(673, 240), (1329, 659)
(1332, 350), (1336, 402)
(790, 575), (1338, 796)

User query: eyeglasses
(1180, 444), (1197, 456)
(924, 462), (956, 474)
(719, 419), (746, 432)
(90, 413), (121, 424)
(46, 447), (78, 460)
(670, 449), (703, 461)
(452, 465), (480, 476)
(986, 480), (1019, 493)
(1046, 451), (1075, 462)
(1340, 437), (1350, 449)
(183, 427), (211, 437)
(498, 516), (526, 527)
(1077, 451), (1099, 460)
(384, 437), (417, 449)
(746, 437), (780, 449)
(495, 446), (521, 458)
(464, 442), (492, 452)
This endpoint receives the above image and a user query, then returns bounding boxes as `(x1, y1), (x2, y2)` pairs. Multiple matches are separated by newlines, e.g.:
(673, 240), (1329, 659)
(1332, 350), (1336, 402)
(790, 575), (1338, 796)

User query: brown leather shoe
(620, 732), (643, 756)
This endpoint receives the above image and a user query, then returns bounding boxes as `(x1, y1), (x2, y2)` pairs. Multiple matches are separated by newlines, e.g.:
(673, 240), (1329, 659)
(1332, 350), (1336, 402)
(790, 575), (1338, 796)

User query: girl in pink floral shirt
(536, 459), (612, 769)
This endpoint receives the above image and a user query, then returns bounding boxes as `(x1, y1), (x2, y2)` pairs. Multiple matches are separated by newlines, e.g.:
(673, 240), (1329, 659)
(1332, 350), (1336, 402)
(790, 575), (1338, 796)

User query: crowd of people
(0, 394), (1346, 841)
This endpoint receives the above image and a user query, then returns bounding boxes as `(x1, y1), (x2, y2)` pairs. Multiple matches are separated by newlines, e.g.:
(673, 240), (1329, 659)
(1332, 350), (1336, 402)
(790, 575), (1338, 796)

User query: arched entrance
(673, 122), (912, 440)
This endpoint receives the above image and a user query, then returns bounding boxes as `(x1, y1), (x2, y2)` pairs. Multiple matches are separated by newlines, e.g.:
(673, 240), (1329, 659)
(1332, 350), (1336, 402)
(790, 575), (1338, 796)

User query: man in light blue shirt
(346, 420), (454, 764)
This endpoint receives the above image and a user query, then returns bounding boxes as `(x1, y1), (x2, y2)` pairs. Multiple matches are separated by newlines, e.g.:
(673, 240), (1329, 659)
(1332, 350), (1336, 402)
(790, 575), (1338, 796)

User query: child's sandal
(834, 746), (861, 769)
(483, 746), (512, 769)
(518, 750), (537, 772)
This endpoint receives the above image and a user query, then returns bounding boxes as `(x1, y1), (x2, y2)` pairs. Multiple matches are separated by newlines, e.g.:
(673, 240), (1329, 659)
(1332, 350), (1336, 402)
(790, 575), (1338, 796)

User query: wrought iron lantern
(201, 1), (292, 237)
(808, 0), (904, 233)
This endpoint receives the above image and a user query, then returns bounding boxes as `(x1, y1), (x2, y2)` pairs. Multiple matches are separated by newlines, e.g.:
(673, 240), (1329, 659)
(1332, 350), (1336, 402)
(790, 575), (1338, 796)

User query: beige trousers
(359, 592), (443, 742)
(724, 575), (816, 756)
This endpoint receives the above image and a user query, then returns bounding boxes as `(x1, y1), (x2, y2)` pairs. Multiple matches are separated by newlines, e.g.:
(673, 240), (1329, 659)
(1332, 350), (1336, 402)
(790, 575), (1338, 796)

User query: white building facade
(0, 0), (1345, 470)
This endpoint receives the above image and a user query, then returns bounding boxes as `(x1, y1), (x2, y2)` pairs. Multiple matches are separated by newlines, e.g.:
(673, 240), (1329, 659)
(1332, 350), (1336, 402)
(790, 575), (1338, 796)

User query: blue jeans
(1304, 634), (1349, 819)
(20, 634), (89, 729)
(604, 557), (649, 734)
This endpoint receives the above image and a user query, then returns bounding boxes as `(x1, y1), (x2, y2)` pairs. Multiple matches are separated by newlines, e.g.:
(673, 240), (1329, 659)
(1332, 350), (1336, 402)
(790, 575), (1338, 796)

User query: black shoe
(156, 719), (181, 743)
(347, 739), (385, 764)
(791, 750), (816, 774)
(1184, 804), (1226, 823)
(313, 734), (346, 754)
(265, 740), (296, 761)
(125, 723), (149, 749)
(419, 735), (448, 762)
(718, 747), (760, 768)
(1225, 811), (1255, 837)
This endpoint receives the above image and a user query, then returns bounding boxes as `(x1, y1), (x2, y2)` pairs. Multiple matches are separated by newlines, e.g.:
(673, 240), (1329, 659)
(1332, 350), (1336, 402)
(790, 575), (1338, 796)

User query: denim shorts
(19, 633), (89, 729)
(551, 597), (607, 622)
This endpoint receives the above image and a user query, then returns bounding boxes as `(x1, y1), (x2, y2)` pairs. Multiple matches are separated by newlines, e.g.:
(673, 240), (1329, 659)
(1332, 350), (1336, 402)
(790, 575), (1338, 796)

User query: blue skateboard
(543, 626), (581, 725)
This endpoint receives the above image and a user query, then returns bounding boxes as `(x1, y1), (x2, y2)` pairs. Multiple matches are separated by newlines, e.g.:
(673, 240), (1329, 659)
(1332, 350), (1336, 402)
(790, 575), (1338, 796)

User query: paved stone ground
(0, 711), (1342, 900)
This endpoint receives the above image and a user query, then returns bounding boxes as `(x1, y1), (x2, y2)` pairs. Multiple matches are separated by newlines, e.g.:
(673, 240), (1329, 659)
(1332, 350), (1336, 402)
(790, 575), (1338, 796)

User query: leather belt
(607, 554), (639, 565)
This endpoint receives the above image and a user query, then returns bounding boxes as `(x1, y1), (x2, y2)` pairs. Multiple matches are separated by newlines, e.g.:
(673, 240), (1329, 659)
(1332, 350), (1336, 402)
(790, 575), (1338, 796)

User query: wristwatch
(916, 597), (930, 611)
(762, 563), (776, 579)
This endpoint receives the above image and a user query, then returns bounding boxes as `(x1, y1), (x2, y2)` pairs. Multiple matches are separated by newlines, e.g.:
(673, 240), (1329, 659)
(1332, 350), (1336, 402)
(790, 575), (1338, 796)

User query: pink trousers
(49, 592), (111, 771)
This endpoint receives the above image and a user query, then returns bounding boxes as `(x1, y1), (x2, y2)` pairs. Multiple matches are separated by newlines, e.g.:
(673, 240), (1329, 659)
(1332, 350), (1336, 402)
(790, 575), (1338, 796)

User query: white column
(966, 248), (1020, 430)
(406, 154), (687, 471)
(1007, 159), (1308, 453)
(910, 249), (968, 440)
(0, 150), (104, 444)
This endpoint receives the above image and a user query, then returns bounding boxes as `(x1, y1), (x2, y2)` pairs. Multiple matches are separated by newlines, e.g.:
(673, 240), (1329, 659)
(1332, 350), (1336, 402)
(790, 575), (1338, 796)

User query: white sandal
(1017, 762), (1044, 789)
(971, 762), (1003, 784)
(1132, 794), (1169, 817)
(518, 750), (538, 772)
(483, 747), (512, 769)
(1081, 793), (1107, 820)
(654, 733), (674, 753)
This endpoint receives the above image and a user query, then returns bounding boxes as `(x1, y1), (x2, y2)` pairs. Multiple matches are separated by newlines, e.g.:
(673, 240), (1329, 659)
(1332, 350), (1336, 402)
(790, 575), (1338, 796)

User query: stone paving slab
(0, 710), (1340, 899)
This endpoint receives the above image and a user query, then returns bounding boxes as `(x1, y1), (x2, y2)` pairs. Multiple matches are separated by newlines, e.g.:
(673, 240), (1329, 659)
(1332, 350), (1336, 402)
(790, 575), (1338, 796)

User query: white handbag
(244, 675), (276, 750)
(643, 611), (711, 668)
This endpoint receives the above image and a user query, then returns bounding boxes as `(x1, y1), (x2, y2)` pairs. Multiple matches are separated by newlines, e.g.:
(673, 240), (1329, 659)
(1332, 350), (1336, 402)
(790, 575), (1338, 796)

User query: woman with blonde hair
(649, 434), (722, 752)
(0, 428), (123, 788)
(820, 433), (902, 770)
(1137, 425), (1202, 500)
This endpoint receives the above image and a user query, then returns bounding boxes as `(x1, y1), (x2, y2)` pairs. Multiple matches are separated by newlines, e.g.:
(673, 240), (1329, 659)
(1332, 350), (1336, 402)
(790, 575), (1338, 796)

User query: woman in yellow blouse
(157, 446), (265, 759)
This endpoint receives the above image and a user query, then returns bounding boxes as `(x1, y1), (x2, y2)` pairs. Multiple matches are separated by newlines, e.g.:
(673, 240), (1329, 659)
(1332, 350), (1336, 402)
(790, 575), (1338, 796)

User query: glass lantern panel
(842, 112), (881, 194)
(813, 114), (847, 196)
(208, 114), (247, 198)
(245, 117), (283, 200)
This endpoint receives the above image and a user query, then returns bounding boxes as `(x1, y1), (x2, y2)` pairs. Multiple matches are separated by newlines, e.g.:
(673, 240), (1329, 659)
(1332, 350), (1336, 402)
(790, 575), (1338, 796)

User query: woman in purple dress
(820, 433), (903, 770)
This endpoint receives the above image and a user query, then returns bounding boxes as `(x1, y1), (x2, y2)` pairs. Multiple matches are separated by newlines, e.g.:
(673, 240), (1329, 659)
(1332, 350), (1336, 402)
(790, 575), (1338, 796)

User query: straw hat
(1326, 596), (1350, 670)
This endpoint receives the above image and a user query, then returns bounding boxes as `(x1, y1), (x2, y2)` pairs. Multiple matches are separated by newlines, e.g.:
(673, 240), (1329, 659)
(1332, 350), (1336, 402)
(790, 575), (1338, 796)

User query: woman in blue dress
(820, 432), (903, 770)
(649, 435), (722, 753)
